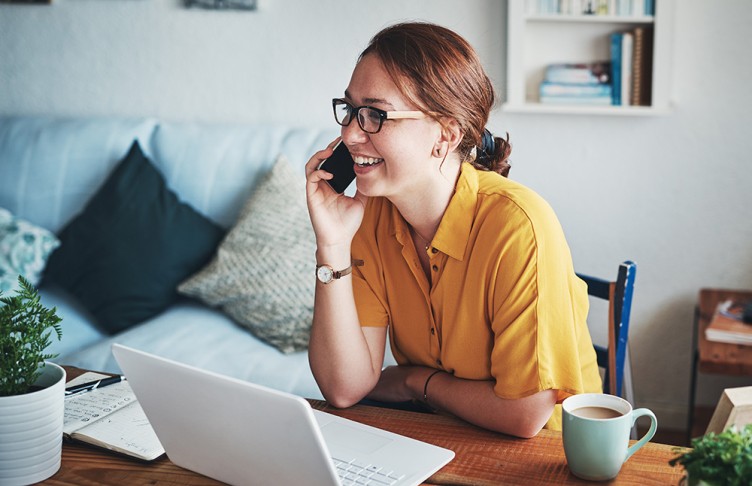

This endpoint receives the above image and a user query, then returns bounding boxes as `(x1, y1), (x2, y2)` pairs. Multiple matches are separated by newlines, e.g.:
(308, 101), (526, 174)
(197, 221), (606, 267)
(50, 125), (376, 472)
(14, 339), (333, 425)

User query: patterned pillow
(178, 155), (315, 354)
(0, 208), (60, 293)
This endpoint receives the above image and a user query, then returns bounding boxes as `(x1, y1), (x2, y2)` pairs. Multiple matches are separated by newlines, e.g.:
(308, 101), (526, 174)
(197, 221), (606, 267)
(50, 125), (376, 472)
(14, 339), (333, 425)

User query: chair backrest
(576, 261), (637, 398)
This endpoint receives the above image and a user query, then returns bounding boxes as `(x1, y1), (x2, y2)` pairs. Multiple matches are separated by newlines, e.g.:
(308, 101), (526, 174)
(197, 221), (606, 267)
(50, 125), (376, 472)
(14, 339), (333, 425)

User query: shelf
(502, 102), (670, 116)
(505, 0), (675, 116)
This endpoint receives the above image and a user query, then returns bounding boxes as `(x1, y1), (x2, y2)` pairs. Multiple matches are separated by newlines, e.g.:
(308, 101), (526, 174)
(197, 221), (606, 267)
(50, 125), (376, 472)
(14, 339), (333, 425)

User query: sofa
(0, 115), (396, 400)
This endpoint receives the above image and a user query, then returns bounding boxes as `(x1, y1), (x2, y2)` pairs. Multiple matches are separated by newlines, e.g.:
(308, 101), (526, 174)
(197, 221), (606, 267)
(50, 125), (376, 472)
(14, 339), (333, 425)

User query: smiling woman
(304, 21), (601, 439)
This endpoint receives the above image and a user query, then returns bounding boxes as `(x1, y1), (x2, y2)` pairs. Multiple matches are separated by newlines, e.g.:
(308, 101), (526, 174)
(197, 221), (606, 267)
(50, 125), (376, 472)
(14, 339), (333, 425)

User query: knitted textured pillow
(178, 155), (315, 354)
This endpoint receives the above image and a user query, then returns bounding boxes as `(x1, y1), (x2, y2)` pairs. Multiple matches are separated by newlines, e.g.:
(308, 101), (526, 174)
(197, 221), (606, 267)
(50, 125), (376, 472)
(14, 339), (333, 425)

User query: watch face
(316, 265), (334, 283)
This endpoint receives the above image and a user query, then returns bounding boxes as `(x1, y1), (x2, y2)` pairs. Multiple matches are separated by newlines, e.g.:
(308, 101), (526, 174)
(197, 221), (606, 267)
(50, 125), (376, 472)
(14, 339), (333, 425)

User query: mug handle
(625, 408), (657, 461)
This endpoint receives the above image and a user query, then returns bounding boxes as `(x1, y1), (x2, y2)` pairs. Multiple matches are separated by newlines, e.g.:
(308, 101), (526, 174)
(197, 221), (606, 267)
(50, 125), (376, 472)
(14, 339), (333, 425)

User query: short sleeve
(488, 195), (600, 404)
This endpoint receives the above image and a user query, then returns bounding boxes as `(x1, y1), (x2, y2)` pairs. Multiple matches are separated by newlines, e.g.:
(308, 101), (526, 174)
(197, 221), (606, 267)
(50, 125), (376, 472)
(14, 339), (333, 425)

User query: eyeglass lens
(333, 100), (383, 134)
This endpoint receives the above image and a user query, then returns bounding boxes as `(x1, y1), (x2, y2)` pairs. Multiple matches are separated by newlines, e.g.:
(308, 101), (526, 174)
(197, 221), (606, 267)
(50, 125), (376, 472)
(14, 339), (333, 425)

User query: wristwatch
(316, 259), (364, 284)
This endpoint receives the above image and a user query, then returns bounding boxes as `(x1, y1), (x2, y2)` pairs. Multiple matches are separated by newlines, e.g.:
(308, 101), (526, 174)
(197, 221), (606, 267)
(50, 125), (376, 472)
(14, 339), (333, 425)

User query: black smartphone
(317, 141), (356, 193)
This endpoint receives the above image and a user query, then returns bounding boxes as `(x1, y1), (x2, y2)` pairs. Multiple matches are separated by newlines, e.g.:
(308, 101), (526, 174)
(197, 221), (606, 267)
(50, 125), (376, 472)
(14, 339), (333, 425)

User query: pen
(64, 375), (126, 397)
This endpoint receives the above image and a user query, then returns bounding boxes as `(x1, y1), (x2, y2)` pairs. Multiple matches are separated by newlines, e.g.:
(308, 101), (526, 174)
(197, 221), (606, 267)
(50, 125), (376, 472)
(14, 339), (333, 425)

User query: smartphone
(317, 141), (356, 193)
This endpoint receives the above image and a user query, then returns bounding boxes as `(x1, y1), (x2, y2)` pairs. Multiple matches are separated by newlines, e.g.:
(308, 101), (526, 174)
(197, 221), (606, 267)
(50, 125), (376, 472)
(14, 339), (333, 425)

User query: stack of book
(539, 61), (613, 105)
(705, 300), (752, 346)
(526, 0), (655, 16)
(610, 26), (653, 106)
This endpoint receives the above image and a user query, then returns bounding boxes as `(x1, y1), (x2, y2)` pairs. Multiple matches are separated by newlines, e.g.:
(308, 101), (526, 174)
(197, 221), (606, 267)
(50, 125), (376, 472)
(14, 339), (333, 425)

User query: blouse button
(436, 359), (443, 367)
(431, 247), (438, 254)
(431, 265), (439, 272)
(430, 328), (435, 335)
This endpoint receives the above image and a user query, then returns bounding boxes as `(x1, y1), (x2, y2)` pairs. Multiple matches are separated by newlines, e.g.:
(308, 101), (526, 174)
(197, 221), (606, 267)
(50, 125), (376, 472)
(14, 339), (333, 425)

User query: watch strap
(317, 259), (364, 283)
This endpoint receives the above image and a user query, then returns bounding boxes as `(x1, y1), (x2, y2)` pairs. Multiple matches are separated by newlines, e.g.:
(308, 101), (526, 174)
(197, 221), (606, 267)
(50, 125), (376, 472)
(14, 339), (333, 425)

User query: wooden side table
(687, 288), (752, 444)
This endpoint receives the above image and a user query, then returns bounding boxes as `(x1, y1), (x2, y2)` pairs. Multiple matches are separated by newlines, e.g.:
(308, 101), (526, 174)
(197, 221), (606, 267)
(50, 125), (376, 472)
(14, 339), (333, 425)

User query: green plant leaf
(0, 275), (63, 396)
(670, 424), (752, 485)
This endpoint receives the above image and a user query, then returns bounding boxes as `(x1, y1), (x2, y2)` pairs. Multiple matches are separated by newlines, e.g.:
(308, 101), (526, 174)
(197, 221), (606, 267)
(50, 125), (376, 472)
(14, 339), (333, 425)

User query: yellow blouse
(351, 162), (602, 430)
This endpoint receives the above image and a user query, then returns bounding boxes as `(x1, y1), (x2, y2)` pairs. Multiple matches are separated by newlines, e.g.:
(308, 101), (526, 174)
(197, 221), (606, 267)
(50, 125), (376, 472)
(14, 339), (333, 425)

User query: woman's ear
(435, 118), (463, 156)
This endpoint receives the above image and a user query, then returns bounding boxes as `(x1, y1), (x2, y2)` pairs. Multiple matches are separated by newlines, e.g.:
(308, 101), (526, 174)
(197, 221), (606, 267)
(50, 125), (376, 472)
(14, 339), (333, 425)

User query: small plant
(0, 275), (62, 397)
(669, 424), (752, 486)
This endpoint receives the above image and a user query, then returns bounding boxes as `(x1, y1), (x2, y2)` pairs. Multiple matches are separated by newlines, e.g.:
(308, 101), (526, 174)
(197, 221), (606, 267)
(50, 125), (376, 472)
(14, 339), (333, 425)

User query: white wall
(2, 0), (751, 430)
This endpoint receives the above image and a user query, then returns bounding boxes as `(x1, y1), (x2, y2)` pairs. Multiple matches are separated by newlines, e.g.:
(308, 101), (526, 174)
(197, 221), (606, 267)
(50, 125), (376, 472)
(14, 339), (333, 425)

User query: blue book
(539, 82), (613, 97)
(610, 32), (623, 105)
(644, 0), (655, 15)
(540, 95), (613, 106)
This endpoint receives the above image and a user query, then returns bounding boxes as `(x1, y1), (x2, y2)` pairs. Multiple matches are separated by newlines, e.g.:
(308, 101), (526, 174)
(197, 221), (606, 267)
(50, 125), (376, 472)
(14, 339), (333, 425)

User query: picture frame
(184, 0), (257, 10)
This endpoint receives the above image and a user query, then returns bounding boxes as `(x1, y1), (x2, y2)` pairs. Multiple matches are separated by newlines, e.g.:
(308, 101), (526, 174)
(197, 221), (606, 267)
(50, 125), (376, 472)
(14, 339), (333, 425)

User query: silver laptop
(112, 344), (454, 486)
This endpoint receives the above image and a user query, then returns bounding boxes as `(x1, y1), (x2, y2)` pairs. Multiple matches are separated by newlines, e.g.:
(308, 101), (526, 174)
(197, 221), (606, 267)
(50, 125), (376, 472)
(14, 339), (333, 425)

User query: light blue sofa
(0, 115), (396, 400)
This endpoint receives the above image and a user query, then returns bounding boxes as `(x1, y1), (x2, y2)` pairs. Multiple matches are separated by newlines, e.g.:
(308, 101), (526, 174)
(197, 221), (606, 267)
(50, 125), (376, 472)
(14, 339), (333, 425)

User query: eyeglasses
(332, 98), (425, 134)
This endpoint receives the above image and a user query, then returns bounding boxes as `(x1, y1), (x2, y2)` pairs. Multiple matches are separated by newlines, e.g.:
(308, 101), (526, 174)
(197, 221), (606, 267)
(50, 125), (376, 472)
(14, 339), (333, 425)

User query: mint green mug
(562, 393), (657, 481)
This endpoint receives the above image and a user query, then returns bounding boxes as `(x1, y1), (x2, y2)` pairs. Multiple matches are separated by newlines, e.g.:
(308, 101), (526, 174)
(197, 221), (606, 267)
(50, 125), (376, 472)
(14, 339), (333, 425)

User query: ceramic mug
(562, 393), (657, 481)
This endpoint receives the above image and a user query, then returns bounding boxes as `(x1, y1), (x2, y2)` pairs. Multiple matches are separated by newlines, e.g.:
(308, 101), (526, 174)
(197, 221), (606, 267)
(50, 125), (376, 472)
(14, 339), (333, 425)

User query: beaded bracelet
(422, 370), (443, 403)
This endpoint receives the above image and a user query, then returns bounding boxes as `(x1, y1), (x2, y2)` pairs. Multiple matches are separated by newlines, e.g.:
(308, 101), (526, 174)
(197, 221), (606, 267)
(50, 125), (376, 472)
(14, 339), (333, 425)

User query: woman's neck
(391, 158), (462, 244)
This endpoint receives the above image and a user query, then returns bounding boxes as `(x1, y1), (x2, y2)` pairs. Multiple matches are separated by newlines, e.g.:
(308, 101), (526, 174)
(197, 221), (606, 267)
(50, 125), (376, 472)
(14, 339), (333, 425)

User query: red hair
(361, 22), (511, 177)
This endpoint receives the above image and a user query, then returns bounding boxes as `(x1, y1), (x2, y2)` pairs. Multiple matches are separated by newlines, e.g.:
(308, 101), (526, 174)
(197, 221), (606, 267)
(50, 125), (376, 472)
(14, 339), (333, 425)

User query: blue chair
(577, 261), (637, 403)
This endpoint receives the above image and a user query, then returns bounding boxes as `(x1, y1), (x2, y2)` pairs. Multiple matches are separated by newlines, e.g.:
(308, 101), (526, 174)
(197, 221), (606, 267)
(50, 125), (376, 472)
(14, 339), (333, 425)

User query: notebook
(111, 344), (454, 486)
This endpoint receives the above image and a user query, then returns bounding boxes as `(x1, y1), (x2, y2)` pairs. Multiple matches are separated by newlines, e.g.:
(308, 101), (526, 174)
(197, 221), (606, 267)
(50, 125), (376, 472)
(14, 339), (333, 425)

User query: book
(539, 95), (612, 105)
(544, 61), (611, 85)
(610, 32), (623, 105)
(63, 373), (165, 461)
(621, 31), (634, 106)
(540, 81), (612, 97)
(706, 386), (752, 434)
(631, 27), (644, 105)
(705, 300), (752, 346)
(630, 26), (654, 106)
(644, 0), (655, 15)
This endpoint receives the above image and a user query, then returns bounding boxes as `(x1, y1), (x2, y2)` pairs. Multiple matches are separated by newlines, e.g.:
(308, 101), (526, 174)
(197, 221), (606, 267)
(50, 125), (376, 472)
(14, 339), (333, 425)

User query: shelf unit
(503, 0), (675, 115)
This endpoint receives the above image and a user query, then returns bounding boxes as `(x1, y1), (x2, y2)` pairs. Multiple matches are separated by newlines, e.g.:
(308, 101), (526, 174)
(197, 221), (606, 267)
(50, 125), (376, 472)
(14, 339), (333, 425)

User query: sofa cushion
(44, 141), (225, 334)
(178, 155), (315, 354)
(53, 301), (326, 400)
(0, 116), (158, 233)
(150, 122), (339, 228)
(0, 208), (60, 293)
(39, 284), (106, 359)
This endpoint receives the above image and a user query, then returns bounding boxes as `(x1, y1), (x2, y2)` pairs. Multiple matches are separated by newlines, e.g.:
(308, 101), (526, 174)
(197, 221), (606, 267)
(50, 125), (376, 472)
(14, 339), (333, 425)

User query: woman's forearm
(384, 366), (557, 438)
(308, 245), (385, 408)
(434, 376), (554, 438)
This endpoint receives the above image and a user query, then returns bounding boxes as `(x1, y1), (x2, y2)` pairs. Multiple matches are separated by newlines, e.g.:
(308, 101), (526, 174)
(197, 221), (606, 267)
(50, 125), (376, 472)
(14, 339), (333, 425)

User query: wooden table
(44, 367), (687, 485)
(687, 288), (752, 443)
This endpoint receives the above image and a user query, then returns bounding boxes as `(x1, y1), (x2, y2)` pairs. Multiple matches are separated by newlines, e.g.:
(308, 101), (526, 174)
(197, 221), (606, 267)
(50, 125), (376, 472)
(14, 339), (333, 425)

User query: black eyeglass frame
(332, 98), (425, 134)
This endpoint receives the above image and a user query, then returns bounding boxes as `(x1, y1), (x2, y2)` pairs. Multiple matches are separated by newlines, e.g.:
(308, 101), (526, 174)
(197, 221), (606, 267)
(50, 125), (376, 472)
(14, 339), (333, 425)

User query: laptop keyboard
(332, 456), (405, 486)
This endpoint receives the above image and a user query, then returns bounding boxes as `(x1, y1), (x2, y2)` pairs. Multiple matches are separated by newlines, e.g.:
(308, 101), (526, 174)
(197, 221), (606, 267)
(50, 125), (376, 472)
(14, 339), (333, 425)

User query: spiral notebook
(112, 344), (454, 486)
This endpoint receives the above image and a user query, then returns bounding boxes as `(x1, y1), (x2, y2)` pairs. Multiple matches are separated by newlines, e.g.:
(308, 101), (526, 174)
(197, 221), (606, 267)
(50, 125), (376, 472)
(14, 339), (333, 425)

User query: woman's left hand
(366, 365), (438, 403)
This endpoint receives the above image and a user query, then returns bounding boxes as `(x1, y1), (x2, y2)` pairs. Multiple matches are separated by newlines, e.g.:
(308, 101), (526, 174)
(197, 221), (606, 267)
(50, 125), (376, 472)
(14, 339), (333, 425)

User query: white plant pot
(0, 362), (66, 486)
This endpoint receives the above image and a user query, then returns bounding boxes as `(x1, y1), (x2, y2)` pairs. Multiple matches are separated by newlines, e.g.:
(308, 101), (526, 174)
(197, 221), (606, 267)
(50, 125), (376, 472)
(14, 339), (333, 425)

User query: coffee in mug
(562, 393), (657, 481)
(571, 406), (623, 419)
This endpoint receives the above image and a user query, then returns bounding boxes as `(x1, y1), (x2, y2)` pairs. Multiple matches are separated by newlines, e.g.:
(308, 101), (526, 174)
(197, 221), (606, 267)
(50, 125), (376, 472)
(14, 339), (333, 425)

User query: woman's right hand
(305, 139), (367, 248)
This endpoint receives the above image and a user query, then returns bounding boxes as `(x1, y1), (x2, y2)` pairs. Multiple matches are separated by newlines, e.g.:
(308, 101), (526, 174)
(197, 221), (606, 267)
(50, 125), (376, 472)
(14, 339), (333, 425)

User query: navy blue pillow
(44, 141), (224, 334)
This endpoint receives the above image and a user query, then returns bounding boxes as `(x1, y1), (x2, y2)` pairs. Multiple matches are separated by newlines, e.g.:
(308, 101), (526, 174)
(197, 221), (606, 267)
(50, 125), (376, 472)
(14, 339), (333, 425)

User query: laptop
(112, 344), (454, 486)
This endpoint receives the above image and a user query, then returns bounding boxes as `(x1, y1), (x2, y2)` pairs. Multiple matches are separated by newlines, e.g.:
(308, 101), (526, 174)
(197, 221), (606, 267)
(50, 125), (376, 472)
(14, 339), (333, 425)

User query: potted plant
(669, 424), (752, 486)
(0, 276), (64, 486)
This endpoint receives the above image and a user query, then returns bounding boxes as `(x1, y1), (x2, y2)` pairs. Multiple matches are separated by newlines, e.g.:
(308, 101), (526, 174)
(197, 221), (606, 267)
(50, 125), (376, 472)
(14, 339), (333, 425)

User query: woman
(305, 22), (601, 438)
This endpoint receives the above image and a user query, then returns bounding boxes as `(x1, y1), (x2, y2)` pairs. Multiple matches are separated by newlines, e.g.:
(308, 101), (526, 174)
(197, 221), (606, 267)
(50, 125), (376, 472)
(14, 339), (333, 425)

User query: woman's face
(341, 53), (444, 199)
